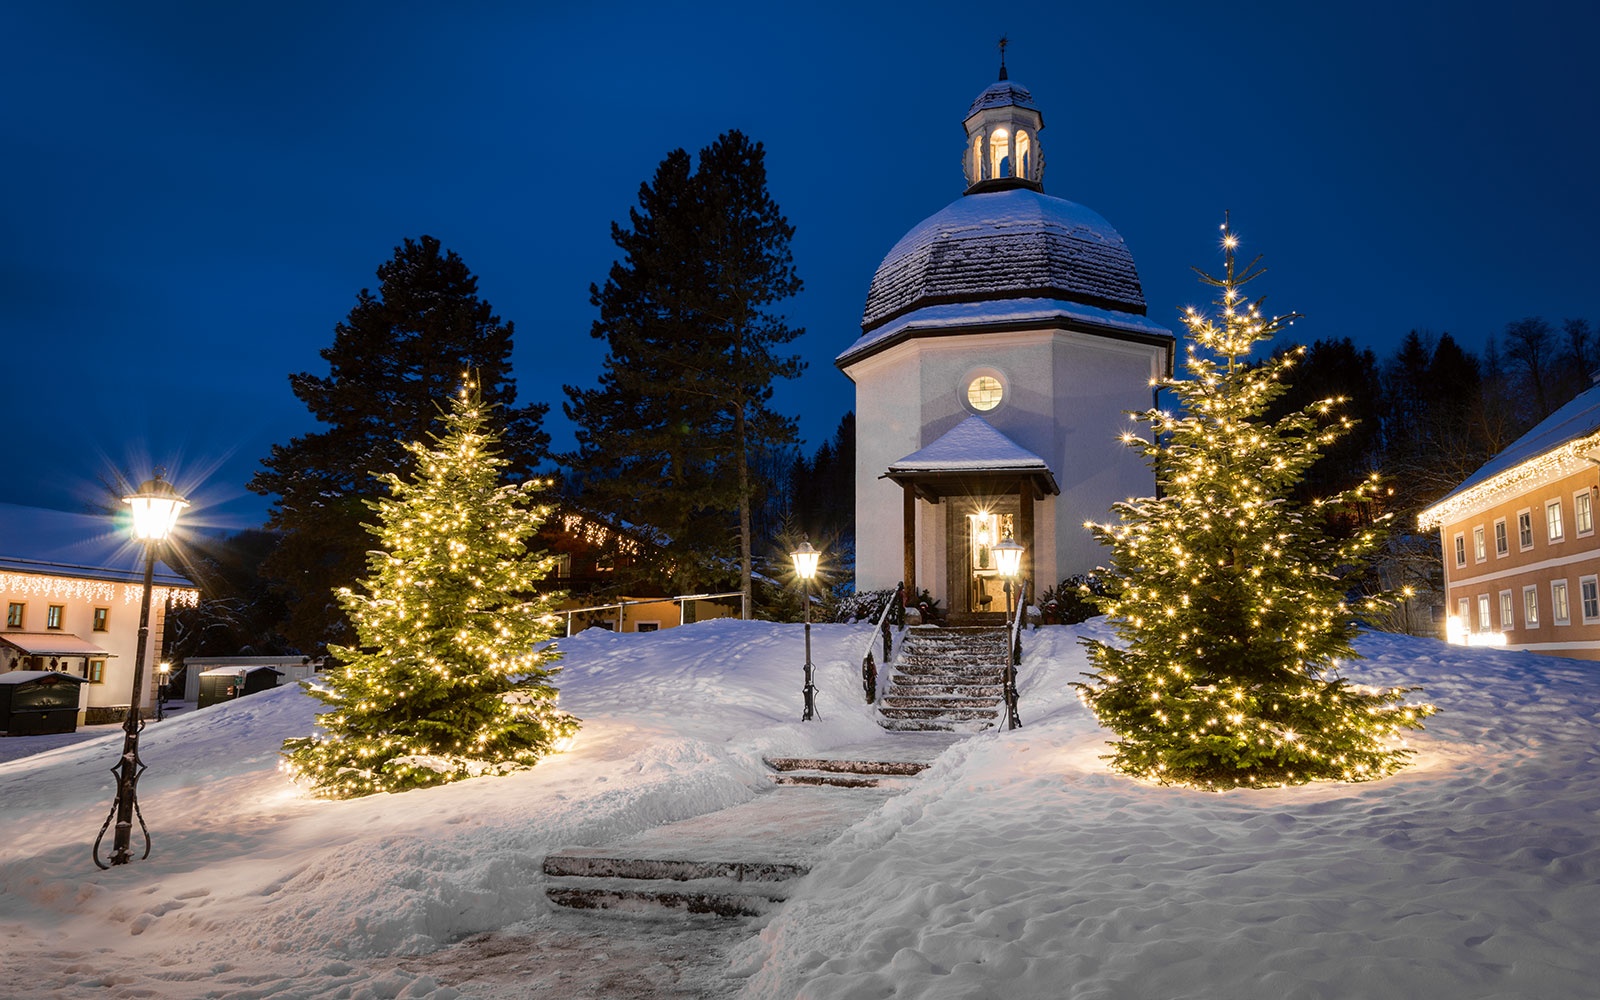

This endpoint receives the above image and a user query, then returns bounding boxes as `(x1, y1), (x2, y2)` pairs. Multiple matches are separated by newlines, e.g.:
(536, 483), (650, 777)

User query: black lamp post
(94, 471), (187, 869)
(791, 540), (821, 721)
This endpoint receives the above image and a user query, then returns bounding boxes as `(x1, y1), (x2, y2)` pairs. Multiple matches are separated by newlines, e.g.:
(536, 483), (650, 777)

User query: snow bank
(3, 617), (1598, 999)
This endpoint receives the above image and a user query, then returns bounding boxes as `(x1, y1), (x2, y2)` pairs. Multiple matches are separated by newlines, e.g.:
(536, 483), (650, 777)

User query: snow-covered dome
(857, 68), (1147, 336)
(860, 188), (1147, 334)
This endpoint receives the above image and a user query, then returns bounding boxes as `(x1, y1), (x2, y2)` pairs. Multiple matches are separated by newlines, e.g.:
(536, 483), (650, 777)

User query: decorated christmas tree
(1073, 220), (1433, 790)
(283, 381), (577, 798)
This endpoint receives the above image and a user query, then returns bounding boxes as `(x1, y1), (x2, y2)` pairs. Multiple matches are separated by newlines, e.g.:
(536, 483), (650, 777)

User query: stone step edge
(763, 756), (929, 776)
(879, 707), (1001, 720)
(879, 718), (997, 733)
(542, 853), (808, 883)
(546, 882), (786, 919)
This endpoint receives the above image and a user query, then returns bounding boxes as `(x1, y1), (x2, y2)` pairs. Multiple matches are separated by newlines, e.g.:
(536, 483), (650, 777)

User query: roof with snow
(0, 502), (195, 589)
(884, 416), (1060, 499)
(1418, 381), (1600, 528)
(965, 79), (1040, 119)
(858, 189), (1148, 339)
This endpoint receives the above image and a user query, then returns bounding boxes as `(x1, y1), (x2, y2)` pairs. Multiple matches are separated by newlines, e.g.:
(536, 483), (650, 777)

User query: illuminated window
(1552, 579), (1571, 625)
(1577, 490), (1594, 536)
(46, 605), (64, 630)
(1581, 576), (1600, 623)
(88, 659), (106, 684)
(5, 603), (21, 628)
(1547, 500), (1564, 541)
(971, 135), (983, 181)
(991, 128), (1011, 178)
(1453, 533), (1465, 567)
(1476, 594), (1491, 632)
(1499, 590), (1515, 630)
(1473, 526), (1486, 562)
(967, 375), (1004, 411)
(1523, 585), (1539, 626)
(1517, 510), (1533, 550)
(93, 607), (109, 632)
(1015, 129), (1032, 179)
(1493, 518), (1508, 556)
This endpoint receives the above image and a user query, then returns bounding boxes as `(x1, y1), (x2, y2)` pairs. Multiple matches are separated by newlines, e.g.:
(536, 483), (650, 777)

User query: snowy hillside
(2, 619), (1596, 999)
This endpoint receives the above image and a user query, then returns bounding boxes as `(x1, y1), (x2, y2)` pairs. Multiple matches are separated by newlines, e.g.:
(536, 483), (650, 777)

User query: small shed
(197, 665), (283, 709)
(0, 670), (87, 735)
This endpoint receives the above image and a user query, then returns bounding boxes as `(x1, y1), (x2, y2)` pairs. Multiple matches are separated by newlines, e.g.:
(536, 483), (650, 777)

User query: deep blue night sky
(4, 2), (1595, 531)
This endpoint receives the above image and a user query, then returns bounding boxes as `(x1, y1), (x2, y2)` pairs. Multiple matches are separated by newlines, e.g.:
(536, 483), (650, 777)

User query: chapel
(837, 59), (1175, 619)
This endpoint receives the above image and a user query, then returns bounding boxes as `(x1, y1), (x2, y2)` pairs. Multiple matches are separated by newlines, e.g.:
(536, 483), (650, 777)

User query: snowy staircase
(877, 626), (1007, 733)
(541, 738), (957, 919)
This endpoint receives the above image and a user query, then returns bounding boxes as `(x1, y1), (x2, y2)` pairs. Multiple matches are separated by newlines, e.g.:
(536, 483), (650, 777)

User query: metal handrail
(860, 582), (905, 704)
(1002, 580), (1027, 730)
(563, 591), (746, 636)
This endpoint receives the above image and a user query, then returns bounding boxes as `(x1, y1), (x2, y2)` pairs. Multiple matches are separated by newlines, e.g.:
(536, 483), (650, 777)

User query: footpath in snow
(1, 618), (1597, 999)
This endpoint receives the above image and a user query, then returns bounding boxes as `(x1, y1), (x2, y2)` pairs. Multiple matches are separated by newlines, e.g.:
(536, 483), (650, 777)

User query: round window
(966, 375), (1003, 411)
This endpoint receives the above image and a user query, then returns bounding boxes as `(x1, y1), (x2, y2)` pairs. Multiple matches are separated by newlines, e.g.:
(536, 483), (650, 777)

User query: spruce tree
(282, 382), (576, 798)
(251, 236), (549, 654)
(1073, 220), (1433, 790)
(564, 131), (803, 607)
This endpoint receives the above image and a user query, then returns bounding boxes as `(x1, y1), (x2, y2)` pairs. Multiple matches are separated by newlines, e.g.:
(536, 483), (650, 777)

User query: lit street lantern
(156, 662), (171, 722)
(791, 540), (820, 721)
(94, 471), (188, 869)
(993, 536), (1024, 614)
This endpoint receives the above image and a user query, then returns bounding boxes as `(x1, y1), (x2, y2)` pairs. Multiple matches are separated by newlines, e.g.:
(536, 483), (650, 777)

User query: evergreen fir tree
(1073, 220), (1433, 790)
(251, 236), (549, 655)
(282, 382), (576, 798)
(564, 131), (803, 606)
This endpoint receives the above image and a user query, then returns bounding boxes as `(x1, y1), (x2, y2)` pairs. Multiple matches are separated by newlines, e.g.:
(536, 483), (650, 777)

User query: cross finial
(998, 36), (1009, 80)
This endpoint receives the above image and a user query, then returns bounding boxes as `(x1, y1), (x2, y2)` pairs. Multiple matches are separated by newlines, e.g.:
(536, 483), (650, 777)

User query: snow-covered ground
(2, 618), (1596, 999)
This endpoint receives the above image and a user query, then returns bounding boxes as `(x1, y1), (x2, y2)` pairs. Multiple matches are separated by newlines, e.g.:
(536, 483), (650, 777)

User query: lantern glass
(123, 475), (189, 541)
(993, 537), (1024, 579)
(791, 541), (821, 581)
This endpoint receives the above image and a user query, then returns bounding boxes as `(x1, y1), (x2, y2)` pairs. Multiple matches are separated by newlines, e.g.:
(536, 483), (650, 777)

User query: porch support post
(1018, 481), (1036, 594)
(902, 485), (917, 601)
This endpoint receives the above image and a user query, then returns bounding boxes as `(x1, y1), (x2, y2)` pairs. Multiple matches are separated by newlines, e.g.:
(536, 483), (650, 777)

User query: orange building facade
(1420, 385), (1600, 660)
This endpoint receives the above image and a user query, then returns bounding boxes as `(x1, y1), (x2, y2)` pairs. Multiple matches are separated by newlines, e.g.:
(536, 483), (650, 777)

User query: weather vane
(999, 36), (1009, 80)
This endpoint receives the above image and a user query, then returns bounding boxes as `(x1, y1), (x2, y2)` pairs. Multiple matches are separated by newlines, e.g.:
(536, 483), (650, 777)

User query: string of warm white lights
(281, 378), (577, 798)
(0, 571), (198, 608)
(1071, 219), (1435, 791)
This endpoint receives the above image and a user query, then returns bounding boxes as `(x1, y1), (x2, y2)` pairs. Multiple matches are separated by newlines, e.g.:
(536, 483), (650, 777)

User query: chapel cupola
(962, 38), (1045, 194)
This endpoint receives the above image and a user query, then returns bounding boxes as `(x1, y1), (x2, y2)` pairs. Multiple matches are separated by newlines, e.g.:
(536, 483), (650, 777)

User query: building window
(92, 607), (109, 632)
(1524, 585), (1540, 626)
(1518, 509), (1534, 550)
(551, 554), (571, 580)
(1547, 500), (1565, 542)
(1015, 129), (1032, 178)
(1499, 589), (1515, 631)
(1552, 579), (1571, 625)
(1473, 526), (1486, 562)
(1494, 519), (1508, 557)
(5, 603), (21, 628)
(966, 375), (1003, 412)
(636, 621), (661, 633)
(1453, 533), (1466, 567)
(1577, 490), (1594, 537)
(1456, 597), (1470, 629)
(1476, 594), (1491, 632)
(1581, 576), (1600, 623)
(46, 605), (64, 630)
(88, 659), (106, 683)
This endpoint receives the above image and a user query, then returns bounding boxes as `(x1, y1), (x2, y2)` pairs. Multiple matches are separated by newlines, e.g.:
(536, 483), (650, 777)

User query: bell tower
(962, 38), (1045, 193)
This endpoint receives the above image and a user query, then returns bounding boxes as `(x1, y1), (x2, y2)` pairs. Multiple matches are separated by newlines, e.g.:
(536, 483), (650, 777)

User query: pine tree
(251, 236), (549, 654)
(564, 131), (804, 607)
(281, 382), (576, 798)
(1073, 220), (1433, 790)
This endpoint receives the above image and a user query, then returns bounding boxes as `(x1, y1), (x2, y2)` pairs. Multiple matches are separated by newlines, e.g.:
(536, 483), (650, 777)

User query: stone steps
(876, 626), (1008, 732)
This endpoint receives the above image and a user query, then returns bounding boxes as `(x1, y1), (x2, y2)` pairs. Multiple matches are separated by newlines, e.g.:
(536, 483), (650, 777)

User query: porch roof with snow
(883, 415), (1060, 501)
(0, 632), (114, 658)
(1418, 381), (1600, 529)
